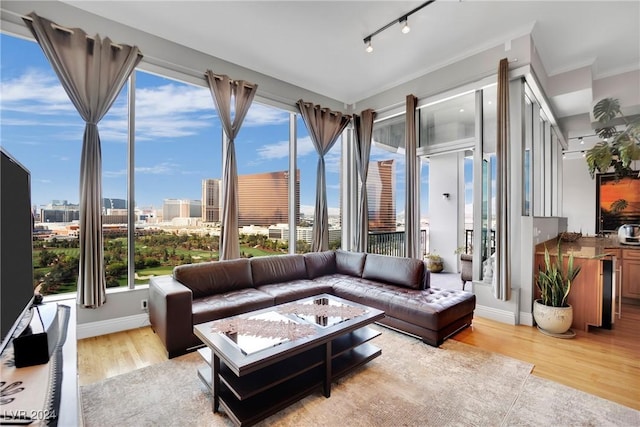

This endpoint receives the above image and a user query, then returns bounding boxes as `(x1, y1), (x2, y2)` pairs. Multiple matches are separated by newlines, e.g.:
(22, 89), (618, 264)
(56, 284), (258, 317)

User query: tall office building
(367, 160), (396, 231)
(238, 170), (300, 227)
(202, 179), (221, 223)
(202, 170), (300, 227)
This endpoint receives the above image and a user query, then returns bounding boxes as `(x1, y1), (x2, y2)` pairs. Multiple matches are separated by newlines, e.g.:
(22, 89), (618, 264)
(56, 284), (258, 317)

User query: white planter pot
(533, 300), (573, 335)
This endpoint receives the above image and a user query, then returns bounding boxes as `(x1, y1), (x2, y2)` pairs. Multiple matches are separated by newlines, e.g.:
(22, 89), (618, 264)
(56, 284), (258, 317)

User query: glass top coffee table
(193, 293), (384, 426)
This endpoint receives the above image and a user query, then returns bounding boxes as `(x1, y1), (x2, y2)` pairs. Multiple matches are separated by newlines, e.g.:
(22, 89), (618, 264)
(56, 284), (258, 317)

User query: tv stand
(0, 301), (80, 426)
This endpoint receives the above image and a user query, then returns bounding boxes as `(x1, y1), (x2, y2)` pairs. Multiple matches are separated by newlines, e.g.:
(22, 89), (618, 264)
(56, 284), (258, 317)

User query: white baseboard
(475, 304), (517, 325)
(77, 313), (150, 339)
(519, 311), (534, 326)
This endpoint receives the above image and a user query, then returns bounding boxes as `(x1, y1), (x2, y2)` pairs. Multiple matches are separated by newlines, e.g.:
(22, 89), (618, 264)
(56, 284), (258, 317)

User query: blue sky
(1, 33), (342, 214)
(1, 32), (428, 218)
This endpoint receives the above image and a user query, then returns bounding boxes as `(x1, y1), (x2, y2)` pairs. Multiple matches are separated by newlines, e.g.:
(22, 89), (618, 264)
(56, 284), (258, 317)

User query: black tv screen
(1, 148), (35, 354)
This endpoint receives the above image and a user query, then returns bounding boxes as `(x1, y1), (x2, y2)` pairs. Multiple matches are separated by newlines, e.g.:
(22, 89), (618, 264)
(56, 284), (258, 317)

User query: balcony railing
(367, 230), (427, 258)
(464, 228), (495, 258)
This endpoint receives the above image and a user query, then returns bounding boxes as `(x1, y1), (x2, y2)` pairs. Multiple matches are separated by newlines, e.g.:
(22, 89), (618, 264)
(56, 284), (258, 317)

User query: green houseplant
(585, 98), (640, 179)
(533, 241), (582, 336)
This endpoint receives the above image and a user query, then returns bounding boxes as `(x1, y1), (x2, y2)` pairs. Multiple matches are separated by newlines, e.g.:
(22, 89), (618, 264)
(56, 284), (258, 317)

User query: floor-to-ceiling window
(479, 84), (497, 283)
(235, 102), (292, 254)
(295, 116), (342, 253)
(1, 31), (300, 294)
(1, 33), (129, 294)
(418, 91), (476, 269)
(369, 115), (406, 256)
(133, 70), (218, 284)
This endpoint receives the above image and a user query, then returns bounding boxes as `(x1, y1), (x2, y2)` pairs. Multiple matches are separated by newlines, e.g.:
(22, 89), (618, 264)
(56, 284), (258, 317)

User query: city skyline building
(203, 170), (300, 227)
(237, 169), (300, 227)
(368, 159), (396, 231)
(201, 179), (222, 223)
(162, 199), (202, 222)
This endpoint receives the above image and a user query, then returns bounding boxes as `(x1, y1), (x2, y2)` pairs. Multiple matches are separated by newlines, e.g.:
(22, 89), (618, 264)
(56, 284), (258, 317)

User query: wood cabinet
(621, 249), (640, 299)
(533, 251), (612, 332)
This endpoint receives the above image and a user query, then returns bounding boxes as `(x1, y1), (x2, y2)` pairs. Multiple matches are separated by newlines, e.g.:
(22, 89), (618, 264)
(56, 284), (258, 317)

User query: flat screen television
(1, 148), (35, 354)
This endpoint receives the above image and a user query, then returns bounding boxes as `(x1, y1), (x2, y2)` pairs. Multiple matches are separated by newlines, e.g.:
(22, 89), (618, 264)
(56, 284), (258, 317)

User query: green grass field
(35, 244), (285, 292)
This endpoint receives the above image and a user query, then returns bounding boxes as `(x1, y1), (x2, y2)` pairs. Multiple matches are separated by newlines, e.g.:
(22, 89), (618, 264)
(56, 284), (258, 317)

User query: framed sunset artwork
(595, 172), (640, 233)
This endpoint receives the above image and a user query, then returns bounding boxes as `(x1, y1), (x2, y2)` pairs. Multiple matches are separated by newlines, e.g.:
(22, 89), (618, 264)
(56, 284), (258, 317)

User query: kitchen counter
(536, 236), (640, 259)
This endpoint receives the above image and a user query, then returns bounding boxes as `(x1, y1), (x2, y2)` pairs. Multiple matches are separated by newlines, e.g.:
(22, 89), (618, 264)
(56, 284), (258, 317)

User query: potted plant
(533, 241), (582, 336)
(425, 252), (444, 273)
(585, 97), (640, 180)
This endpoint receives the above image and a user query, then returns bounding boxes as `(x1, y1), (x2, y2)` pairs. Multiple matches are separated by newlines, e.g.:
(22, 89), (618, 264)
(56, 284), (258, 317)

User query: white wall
(562, 157), (596, 235)
(76, 286), (150, 338)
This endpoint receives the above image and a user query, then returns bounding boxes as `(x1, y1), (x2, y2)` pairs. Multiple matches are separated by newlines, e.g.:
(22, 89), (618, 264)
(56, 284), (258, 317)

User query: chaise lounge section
(149, 250), (476, 358)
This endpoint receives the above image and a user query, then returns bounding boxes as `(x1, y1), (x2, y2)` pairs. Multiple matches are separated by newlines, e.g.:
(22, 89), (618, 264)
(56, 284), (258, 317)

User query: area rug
(81, 325), (639, 426)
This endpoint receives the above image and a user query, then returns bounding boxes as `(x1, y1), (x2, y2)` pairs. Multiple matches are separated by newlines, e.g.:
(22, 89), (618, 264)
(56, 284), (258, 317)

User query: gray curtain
(205, 71), (258, 260)
(495, 58), (510, 301)
(296, 100), (351, 251)
(24, 13), (142, 308)
(353, 109), (376, 252)
(405, 95), (420, 259)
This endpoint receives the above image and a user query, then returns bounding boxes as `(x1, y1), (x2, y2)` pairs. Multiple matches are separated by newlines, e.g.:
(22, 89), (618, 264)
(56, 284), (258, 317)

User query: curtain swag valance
(23, 13), (134, 51)
(296, 100), (351, 251)
(205, 70), (258, 260)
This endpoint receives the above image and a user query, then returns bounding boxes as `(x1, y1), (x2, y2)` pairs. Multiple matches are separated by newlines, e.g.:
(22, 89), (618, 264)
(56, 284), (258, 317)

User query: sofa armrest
(422, 265), (431, 290)
(149, 275), (195, 358)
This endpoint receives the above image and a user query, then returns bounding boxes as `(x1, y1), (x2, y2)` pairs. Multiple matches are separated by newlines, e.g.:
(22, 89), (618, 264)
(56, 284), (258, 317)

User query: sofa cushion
(259, 280), (333, 305)
(192, 288), (274, 325)
(303, 250), (336, 279)
(173, 259), (253, 298)
(332, 279), (475, 331)
(335, 250), (366, 277)
(362, 253), (426, 290)
(250, 254), (308, 286)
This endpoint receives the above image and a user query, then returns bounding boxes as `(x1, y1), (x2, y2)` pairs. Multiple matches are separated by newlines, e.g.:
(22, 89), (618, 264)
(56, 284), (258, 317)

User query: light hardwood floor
(78, 303), (640, 411)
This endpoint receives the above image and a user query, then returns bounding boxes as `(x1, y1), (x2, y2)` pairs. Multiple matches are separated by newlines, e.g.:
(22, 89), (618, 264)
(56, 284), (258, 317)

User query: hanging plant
(585, 98), (640, 179)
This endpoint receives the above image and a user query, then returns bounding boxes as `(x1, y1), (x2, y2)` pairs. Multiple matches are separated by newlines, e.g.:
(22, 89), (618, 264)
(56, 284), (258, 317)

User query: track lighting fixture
(365, 38), (373, 53)
(363, 0), (435, 53)
(400, 17), (411, 34)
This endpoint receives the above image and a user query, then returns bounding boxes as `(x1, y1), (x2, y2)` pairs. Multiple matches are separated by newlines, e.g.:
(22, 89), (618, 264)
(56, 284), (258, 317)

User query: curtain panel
(353, 109), (376, 252)
(205, 71), (258, 260)
(495, 58), (510, 301)
(405, 95), (420, 259)
(296, 100), (351, 252)
(24, 12), (142, 308)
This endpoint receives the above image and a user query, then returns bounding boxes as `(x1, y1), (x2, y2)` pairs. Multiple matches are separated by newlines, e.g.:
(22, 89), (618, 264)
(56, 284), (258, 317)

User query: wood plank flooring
(77, 304), (640, 411)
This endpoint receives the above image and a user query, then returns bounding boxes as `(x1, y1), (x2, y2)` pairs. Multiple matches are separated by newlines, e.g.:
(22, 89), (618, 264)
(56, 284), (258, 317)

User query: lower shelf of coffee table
(197, 327), (381, 426)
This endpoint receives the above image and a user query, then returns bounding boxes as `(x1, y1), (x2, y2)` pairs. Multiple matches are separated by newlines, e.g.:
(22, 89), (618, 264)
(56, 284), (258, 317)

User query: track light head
(400, 17), (410, 34)
(365, 38), (373, 53)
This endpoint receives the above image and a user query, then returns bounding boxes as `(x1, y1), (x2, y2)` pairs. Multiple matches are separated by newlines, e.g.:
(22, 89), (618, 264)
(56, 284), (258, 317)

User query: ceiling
(54, 1), (640, 116)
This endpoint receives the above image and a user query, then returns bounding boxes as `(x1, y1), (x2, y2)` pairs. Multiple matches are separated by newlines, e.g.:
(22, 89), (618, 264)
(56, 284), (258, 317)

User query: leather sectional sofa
(149, 250), (476, 358)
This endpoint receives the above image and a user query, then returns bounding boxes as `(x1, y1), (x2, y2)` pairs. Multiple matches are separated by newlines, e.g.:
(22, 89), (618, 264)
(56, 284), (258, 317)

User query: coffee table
(193, 293), (385, 426)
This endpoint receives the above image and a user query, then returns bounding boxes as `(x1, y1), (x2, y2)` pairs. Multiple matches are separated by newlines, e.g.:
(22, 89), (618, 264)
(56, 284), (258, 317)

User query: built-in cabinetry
(621, 249), (640, 300)
(534, 237), (640, 332)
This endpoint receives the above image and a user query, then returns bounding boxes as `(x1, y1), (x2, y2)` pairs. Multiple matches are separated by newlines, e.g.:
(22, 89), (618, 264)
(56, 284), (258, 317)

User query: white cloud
(254, 136), (316, 161)
(135, 162), (180, 175)
(0, 69), (74, 114)
(244, 103), (289, 127)
(2, 70), (293, 146)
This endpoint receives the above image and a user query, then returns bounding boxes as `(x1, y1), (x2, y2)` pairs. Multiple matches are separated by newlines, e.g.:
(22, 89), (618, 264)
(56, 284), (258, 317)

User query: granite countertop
(536, 236), (640, 258)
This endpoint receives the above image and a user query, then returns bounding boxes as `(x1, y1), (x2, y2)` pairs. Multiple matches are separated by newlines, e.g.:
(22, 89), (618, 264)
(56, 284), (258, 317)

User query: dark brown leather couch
(149, 250), (476, 358)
